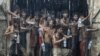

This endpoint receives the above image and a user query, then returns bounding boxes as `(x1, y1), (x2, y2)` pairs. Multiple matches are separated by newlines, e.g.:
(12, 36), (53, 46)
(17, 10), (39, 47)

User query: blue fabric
(43, 43), (52, 56)
(72, 35), (80, 56)
(72, 36), (78, 49)
(19, 31), (27, 49)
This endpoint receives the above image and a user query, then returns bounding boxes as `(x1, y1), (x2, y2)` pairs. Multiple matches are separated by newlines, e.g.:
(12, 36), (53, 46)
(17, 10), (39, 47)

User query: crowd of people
(4, 9), (97, 56)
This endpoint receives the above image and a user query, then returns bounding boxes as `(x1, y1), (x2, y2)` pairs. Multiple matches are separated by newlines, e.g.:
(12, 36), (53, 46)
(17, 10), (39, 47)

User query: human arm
(53, 34), (71, 44)
(5, 26), (14, 35)
(7, 10), (18, 17)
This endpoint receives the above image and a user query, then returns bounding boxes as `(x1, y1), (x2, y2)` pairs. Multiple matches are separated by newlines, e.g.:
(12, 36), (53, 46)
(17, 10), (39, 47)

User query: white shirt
(78, 18), (85, 28)
(38, 27), (44, 37)
(26, 18), (35, 25)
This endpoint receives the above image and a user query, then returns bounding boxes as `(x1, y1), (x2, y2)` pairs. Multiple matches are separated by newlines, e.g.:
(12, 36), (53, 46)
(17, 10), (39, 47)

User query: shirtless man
(41, 19), (53, 56)
(5, 21), (14, 36)
(60, 13), (69, 33)
(71, 14), (79, 56)
(52, 27), (72, 56)
(8, 10), (29, 56)
(5, 21), (18, 56)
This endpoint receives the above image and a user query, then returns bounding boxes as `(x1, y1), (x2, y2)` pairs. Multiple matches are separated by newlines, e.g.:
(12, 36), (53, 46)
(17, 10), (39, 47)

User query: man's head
(63, 13), (68, 18)
(42, 14), (47, 18)
(57, 27), (63, 33)
(14, 9), (20, 15)
(80, 15), (85, 19)
(49, 20), (53, 25)
(13, 10), (18, 14)
(73, 14), (78, 21)
(21, 11), (26, 17)
(56, 18), (59, 22)
(49, 19), (55, 28)
(47, 16), (51, 21)
(9, 20), (13, 26)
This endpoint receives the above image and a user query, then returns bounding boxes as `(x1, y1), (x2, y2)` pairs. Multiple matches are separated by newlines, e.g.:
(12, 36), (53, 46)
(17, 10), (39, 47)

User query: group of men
(4, 9), (97, 56)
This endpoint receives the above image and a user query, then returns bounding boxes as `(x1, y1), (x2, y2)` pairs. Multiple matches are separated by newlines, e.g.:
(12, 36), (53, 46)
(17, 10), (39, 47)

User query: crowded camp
(4, 0), (99, 56)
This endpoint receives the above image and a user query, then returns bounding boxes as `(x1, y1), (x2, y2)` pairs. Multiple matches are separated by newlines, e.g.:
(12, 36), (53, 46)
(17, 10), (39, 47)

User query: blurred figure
(5, 21), (21, 56)
(78, 14), (98, 56)
(41, 19), (52, 56)
(52, 27), (72, 56)
(5, 21), (14, 55)
(71, 14), (80, 56)
(60, 13), (72, 56)
(55, 18), (60, 29)
(60, 13), (69, 35)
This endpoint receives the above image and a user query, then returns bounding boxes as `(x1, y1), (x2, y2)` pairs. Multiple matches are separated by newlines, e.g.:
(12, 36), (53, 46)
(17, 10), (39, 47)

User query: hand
(63, 37), (66, 40)
(14, 30), (19, 33)
(67, 35), (72, 38)
(64, 35), (72, 38)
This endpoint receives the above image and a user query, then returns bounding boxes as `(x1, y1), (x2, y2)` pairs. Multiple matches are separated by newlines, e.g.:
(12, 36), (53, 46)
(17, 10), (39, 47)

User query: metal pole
(69, 0), (71, 20)
(5, 37), (7, 56)
(27, 0), (28, 11)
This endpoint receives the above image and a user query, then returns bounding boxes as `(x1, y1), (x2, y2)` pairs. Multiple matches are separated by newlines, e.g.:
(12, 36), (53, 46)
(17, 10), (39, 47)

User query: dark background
(10, 0), (88, 18)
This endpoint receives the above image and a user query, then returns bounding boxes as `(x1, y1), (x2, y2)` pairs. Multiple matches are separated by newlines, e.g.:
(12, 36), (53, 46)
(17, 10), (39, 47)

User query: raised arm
(84, 10), (92, 20)
(86, 28), (98, 31)
(84, 14), (90, 20)
(7, 10), (18, 17)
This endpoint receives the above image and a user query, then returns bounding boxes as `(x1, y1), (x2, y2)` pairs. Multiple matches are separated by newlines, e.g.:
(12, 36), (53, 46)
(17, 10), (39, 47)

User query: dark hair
(14, 8), (20, 16)
(79, 14), (85, 17)
(25, 15), (30, 20)
(9, 21), (13, 26)
(39, 17), (44, 24)
(82, 19), (90, 26)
